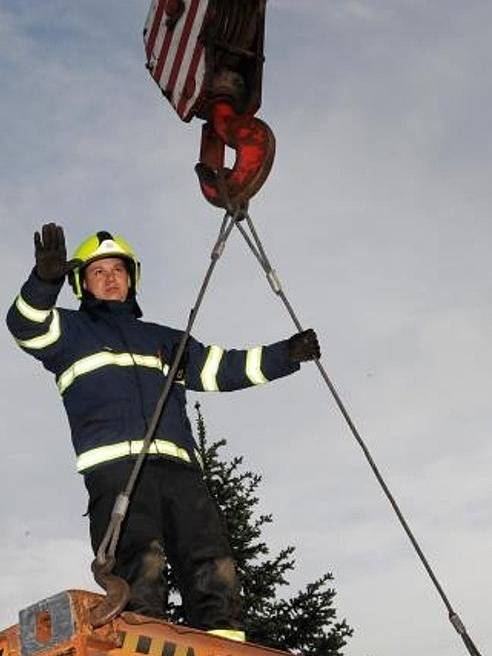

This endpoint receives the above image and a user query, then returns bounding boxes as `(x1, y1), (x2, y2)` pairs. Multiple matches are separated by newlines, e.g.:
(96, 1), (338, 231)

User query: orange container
(0, 591), (289, 656)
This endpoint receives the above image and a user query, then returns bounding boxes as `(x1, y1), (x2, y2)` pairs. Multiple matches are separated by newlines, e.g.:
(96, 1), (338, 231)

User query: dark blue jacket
(7, 271), (299, 473)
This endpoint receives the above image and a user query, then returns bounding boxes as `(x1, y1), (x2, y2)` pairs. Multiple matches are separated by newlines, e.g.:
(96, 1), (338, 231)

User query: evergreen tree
(167, 402), (353, 655)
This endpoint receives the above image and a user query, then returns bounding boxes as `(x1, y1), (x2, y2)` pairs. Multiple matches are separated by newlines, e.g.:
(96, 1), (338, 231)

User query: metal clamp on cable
(266, 268), (282, 294)
(113, 492), (130, 520)
(449, 612), (466, 635)
(212, 238), (226, 260)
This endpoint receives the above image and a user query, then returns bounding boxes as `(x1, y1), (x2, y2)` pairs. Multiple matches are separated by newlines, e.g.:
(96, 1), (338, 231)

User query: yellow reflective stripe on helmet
(200, 345), (224, 391)
(58, 352), (162, 394)
(16, 310), (61, 350)
(15, 294), (52, 323)
(207, 630), (246, 642)
(246, 346), (268, 385)
(76, 439), (192, 472)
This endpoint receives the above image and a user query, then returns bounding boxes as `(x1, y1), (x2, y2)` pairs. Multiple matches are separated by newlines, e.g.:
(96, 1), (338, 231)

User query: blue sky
(1, 3), (491, 655)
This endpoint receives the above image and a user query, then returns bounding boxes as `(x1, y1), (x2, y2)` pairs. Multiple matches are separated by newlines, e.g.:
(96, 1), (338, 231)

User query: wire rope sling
(90, 3), (483, 655)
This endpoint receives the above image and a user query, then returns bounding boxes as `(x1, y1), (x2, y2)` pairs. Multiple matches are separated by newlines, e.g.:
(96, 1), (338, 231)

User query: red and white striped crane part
(144, 0), (211, 122)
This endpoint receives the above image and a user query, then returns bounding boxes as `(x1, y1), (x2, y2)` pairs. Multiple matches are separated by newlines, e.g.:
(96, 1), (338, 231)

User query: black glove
(288, 329), (321, 364)
(34, 223), (79, 282)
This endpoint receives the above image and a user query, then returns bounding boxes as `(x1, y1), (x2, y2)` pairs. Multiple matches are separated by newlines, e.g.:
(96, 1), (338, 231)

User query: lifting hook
(195, 101), (275, 211)
(89, 557), (130, 629)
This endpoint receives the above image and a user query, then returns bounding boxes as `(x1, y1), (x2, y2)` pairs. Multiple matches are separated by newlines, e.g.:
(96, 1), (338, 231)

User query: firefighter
(6, 223), (320, 640)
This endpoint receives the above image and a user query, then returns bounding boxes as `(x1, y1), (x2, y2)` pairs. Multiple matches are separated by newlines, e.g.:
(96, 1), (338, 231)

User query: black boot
(124, 540), (168, 619)
(185, 556), (243, 631)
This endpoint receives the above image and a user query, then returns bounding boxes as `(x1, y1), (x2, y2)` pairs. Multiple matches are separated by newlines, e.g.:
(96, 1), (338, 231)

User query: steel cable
(90, 191), (482, 654)
(90, 176), (242, 630)
(234, 213), (482, 656)
(92, 209), (241, 584)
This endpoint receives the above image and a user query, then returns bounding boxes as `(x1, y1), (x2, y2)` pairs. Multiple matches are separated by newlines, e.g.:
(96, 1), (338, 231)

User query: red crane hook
(195, 101), (275, 211)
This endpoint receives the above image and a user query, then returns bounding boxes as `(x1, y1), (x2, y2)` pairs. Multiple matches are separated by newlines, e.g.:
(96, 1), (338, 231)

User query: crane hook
(195, 101), (275, 211)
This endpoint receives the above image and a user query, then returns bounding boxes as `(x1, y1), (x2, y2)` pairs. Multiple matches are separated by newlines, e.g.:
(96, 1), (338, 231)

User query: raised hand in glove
(34, 223), (80, 282)
(288, 329), (321, 364)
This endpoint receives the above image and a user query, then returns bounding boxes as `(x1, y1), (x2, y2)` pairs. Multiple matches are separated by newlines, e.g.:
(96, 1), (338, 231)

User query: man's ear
(82, 278), (87, 290)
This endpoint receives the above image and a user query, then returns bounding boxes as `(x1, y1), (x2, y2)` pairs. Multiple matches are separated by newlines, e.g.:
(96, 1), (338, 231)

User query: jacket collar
(80, 295), (143, 318)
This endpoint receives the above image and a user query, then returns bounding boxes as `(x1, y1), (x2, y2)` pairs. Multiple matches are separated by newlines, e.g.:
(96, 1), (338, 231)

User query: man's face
(83, 257), (130, 302)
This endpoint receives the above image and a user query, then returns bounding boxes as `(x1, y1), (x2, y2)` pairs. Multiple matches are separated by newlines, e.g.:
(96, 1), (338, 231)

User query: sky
(1, 2), (491, 655)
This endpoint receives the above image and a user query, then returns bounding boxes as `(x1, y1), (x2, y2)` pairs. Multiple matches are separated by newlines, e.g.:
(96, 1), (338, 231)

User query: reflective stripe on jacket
(6, 271), (300, 472)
